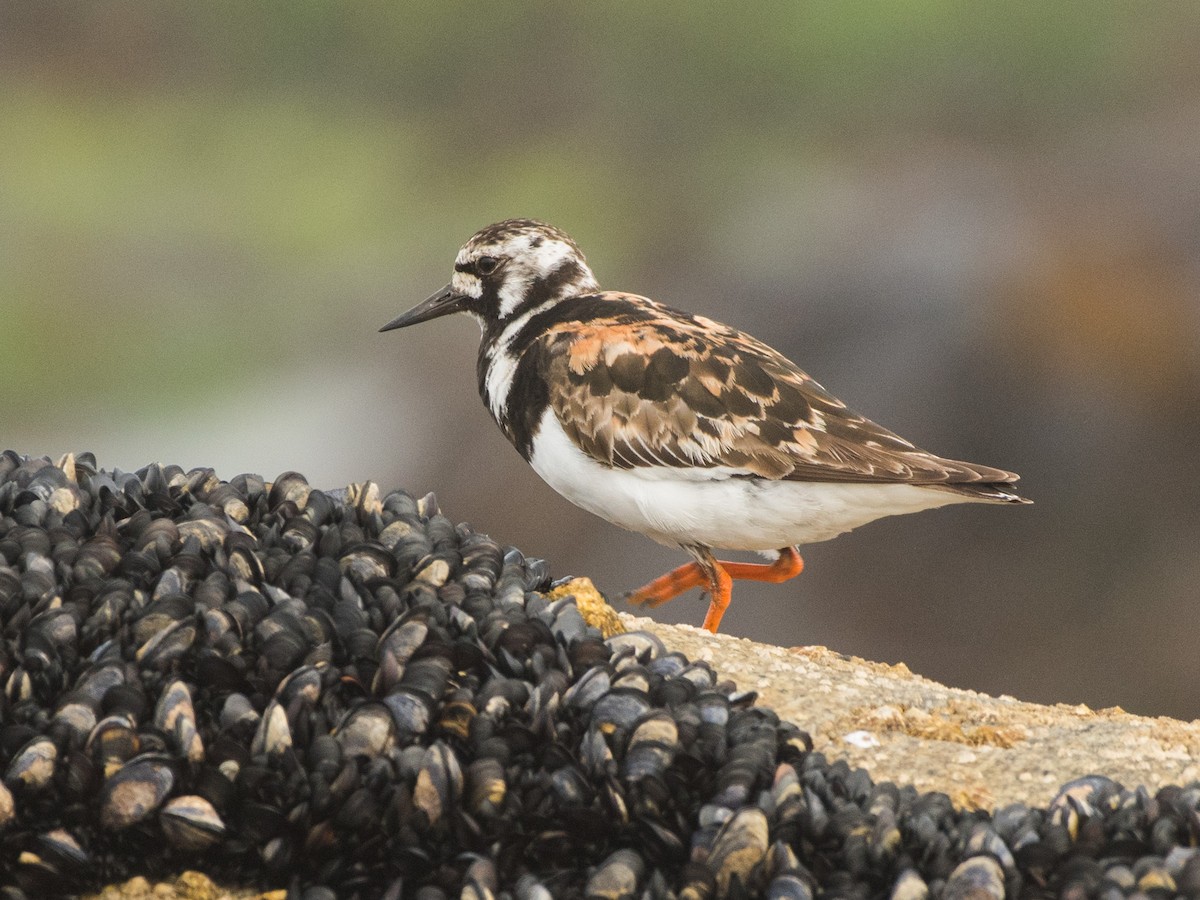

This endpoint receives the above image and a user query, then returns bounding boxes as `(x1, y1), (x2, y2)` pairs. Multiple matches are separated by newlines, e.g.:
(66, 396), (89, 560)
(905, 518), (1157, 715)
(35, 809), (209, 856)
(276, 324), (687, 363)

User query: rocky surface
(632, 614), (1200, 811)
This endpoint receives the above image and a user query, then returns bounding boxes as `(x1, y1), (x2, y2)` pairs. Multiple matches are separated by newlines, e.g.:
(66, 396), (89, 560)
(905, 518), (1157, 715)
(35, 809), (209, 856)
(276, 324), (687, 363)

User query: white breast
(527, 409), (973, 550)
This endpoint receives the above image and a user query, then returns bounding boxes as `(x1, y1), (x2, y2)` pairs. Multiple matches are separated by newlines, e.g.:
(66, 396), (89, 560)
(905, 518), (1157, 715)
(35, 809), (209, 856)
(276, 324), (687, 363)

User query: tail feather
(937, 480), (1032, 504)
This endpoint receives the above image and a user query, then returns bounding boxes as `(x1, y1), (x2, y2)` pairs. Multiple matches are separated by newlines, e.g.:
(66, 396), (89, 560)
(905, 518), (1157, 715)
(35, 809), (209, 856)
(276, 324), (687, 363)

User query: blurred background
(3, 3), (1199, 719)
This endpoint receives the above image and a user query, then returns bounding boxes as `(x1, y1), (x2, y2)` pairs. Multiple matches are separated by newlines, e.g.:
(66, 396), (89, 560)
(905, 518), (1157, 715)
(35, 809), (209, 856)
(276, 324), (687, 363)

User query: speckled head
(380, 219), (600, 334)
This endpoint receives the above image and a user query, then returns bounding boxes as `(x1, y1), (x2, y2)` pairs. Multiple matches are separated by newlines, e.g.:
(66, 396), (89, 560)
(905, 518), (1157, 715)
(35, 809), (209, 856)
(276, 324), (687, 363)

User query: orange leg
(626, 547), (805, 634)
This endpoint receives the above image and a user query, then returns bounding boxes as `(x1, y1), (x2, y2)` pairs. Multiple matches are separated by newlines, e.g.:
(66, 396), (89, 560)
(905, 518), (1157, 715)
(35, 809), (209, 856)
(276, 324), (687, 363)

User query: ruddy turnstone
(381, 219), (1030, 633)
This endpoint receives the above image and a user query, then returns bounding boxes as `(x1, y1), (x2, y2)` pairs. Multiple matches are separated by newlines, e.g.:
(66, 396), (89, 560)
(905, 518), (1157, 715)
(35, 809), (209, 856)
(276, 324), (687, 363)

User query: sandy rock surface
(85, 871), (281, 900)
(632, 613), (1200, 810)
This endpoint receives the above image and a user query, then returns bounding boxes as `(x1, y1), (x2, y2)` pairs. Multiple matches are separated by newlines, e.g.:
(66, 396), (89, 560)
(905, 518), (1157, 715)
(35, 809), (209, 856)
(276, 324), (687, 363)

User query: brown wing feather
(539, 295), (1023, 488)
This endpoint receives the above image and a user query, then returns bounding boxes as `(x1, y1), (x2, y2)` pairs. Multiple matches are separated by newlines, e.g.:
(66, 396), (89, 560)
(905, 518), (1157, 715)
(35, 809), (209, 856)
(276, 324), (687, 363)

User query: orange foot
(625, 546), (804, 634)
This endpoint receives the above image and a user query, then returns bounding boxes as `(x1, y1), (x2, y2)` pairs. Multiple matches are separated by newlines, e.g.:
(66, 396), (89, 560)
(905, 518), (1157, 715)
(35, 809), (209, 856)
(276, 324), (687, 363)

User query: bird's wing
(537, 295), (1021, 486)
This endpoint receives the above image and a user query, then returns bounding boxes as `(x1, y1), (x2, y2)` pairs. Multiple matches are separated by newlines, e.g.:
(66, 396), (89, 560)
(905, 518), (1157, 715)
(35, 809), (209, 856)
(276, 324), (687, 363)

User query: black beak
(379, 284), (469, 332)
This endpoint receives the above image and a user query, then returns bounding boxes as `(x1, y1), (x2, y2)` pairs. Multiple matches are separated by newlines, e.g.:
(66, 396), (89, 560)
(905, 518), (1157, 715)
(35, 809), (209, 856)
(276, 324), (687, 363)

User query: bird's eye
(476, 256), (500, 276)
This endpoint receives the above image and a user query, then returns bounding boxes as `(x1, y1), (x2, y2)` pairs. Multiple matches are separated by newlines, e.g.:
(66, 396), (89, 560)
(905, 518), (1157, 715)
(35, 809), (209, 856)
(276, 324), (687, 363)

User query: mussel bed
(0, 451), (1197, 899)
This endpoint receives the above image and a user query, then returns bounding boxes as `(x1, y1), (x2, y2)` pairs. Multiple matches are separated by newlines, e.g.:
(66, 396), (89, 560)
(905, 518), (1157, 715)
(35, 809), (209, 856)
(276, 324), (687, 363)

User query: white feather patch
(451, 270), (482, 299)
(484, 350), (520, 423)
(497, 237), (576, 318)
(527, 409), (977, 550)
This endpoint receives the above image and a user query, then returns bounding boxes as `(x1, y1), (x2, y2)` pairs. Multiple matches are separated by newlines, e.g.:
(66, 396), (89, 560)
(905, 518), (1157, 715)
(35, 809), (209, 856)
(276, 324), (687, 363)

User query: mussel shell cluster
(1, 452), (1199, 899)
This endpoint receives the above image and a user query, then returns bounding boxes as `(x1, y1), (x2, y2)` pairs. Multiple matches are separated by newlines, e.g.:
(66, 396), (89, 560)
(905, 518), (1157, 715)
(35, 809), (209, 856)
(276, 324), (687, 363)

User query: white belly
(527, 410), (972, 550)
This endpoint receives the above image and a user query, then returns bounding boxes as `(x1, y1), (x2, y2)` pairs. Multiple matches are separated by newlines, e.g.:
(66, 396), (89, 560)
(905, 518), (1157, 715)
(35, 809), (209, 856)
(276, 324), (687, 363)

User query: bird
(381, 219), (1030, 634)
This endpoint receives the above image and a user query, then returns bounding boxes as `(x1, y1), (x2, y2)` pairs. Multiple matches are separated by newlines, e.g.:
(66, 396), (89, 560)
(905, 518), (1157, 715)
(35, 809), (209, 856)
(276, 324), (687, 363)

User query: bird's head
(381, 219), (600, 335)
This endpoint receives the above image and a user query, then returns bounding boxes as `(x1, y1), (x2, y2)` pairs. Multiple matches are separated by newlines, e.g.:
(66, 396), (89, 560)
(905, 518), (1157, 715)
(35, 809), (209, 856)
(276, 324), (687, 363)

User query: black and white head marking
(380, 220), (604, 439)
(450, 219), (600, 329)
